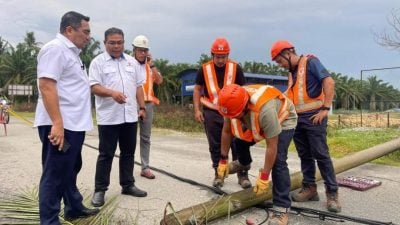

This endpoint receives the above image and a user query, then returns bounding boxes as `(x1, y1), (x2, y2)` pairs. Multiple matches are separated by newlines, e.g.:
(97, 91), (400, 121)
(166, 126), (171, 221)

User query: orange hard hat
(270, 40), (294, 60)
(218, 84), (249, 118)
(211, 37), (230, 54)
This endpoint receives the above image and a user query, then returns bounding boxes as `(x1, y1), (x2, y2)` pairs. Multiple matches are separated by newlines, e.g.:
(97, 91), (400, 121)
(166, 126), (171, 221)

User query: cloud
(0, 0), (399, 79)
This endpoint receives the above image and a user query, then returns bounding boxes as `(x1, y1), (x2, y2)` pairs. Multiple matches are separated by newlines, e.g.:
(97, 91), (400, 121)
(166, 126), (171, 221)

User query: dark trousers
(95, 122), (137, 192)
(235, 129), (294, 208)
(293, 118), (338, 192)
(203, 109), (237, 168)
(38, 126), (86, 225)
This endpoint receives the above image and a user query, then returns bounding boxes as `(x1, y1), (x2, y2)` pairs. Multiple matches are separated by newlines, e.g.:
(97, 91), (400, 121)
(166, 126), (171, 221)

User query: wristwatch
(320, 106), (330, 111)
(139, 107), (146, 111)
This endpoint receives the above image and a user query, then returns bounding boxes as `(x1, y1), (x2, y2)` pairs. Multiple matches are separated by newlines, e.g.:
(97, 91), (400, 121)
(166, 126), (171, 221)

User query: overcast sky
(1, 0), (400, 84)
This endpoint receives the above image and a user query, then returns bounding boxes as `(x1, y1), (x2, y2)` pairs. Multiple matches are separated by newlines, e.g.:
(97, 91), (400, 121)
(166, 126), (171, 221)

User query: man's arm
(322, 76), (335, 108)
(91, 84), (127, 104)
(147, 53), (163, 84)
(193, 84), (204, 122)
(152, 69), (163, 85)
(136, 86), (146, 119)
(220, 119), (233, 159)
(39, 77), (64, 150)
(262, 136), (278, 175)
(284, 72), (293, 95)
(310, 76), (335, 124)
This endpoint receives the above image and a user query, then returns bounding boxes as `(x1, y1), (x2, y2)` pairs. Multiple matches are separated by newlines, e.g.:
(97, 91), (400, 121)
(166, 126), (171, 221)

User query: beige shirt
(240, 98), (297, 139)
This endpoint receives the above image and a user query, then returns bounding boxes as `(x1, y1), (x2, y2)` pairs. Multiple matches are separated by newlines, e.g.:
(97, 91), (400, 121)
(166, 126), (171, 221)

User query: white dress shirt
(89, 52), (145, 125)
(34, 33), (93, 131)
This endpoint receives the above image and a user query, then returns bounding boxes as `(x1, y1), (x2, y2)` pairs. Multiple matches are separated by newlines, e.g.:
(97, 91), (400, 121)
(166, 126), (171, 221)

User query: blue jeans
(293, 117), (338, 192)
(38, 126), (86, 225)
(235, 129), (294, 208)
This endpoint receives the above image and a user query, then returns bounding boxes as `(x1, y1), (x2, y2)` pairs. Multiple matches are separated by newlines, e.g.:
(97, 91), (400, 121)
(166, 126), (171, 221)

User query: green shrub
(153, 104), (203, 133)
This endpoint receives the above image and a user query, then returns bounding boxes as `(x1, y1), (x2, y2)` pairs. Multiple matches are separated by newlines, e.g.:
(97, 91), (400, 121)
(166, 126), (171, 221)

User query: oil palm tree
(0, 44), (37, 89)
(154, 59), (182, 104)
(80, 38), (102, 69)
(364, 76), (389, 111)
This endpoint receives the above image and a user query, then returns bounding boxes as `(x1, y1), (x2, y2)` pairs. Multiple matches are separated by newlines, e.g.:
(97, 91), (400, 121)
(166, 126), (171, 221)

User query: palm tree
(80, 38), (102, 69)
(23, 31), (41, 56)
(196, 53), (211, 67)
(0, 36), (10, 56)
(0, 44), (37, 89)
(240, 61), (288, 75)
(154, 59), (184, 104)
(364, 76), (390, 111)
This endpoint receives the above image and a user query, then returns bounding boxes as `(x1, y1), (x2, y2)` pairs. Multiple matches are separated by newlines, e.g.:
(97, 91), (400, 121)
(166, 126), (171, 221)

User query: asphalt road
(0, 116), (399, 225)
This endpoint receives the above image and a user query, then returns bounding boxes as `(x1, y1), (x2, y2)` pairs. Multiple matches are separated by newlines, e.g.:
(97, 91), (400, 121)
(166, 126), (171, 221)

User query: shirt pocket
(102, 66), (118, 85)
(125, 65), (137, 83)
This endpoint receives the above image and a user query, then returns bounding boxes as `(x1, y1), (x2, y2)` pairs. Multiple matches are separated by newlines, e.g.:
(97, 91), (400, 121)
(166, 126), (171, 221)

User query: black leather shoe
(64, 206), (100, 220)
(121, 185), (147, 197)
(91, 191), (105, 207)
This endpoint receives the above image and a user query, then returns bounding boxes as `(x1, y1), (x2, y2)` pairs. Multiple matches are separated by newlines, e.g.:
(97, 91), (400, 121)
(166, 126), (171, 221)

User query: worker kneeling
(216, 84), (297, 225)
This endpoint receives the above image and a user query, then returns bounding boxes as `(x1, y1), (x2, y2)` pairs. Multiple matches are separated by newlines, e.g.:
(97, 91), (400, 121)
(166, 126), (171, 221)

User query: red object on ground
(337, 176), (382, 191)
(246, 217), (256, 225)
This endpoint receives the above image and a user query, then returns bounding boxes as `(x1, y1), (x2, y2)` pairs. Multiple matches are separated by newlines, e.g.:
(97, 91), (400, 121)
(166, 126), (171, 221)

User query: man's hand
(253, 169), (270, 196)
(111, 91), (127, 104)
(217, 159), (229, 181)
(194, 110), (204, 122)
(48, 123), (64, 151)
(310, 109), (328, 125)
(138, 108), (146, 120)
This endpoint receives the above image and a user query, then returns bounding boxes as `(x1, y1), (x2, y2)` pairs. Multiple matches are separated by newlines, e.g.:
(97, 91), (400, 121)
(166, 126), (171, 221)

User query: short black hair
(104, 27), (124, 41)
(60, 11), (90, 33)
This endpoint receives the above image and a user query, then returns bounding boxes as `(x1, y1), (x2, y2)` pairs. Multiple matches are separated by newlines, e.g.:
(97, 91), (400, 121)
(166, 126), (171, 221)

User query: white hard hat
(132, 35), (149, 49)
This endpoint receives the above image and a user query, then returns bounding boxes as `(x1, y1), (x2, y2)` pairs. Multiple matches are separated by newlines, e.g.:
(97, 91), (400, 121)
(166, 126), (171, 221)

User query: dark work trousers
(293, 117), (338, 193)
(94, 122), (137, 192)
(203, 108), (238, 168)
(235, 129), (294, 209)
(38, 126), (86, 225)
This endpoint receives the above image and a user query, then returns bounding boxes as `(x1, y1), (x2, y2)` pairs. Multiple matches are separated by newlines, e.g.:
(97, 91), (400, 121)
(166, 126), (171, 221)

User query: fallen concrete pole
(161, 137), (400, 225)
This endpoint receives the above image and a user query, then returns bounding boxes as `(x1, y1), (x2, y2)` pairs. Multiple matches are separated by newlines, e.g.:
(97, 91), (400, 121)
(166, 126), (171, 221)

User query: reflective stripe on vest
(142, 64), (160, 105)
(200, 60), (237, 109)
(288, 56), (324, 113)
(231, 85), (290, 143)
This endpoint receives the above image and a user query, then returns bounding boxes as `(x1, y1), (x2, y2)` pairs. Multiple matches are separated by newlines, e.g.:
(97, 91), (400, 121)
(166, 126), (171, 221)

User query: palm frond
(0, 186), (135, 225)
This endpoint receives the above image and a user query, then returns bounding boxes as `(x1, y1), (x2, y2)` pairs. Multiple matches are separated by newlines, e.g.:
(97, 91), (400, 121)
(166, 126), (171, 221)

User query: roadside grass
(10, 106), (400, 166)
(326, 127), (400, 166)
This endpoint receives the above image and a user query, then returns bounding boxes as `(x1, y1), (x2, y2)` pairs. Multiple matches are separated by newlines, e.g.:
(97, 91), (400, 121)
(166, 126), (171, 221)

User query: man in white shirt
(34, 11), (99, 225)
(89, 27), (147, 208)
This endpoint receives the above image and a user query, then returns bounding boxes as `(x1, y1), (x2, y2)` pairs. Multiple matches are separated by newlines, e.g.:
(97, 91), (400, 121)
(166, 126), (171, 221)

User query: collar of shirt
(56, 33), (81, 55)
(105, 52), (125, 61)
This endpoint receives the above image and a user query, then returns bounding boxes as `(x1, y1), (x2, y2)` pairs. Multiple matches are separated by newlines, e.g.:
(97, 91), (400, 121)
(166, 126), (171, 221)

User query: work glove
(253, 169), (270, 196)
(217, 159), (229, 180)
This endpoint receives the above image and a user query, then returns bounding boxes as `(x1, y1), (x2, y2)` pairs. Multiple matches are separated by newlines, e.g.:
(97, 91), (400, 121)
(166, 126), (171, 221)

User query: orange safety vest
(231, 85), (290, 143)
(287, 56), (324, 113)
(142, 64), (160, 105)
(200, 60), (237, 110)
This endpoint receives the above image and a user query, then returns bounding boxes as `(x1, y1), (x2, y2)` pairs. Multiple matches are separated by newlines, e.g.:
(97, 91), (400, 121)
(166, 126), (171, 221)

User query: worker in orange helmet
(217, 84), (297, 225)
(193, 37), (247, 188)
(270, 40), (340, 213)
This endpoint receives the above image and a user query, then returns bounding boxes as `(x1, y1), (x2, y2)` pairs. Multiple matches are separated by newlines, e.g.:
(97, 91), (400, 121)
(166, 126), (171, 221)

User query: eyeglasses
(134, 48), (149, 53)
(106, 41), (125, 46)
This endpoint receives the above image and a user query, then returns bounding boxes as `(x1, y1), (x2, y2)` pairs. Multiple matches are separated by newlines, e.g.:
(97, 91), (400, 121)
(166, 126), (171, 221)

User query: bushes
(153, 104), (203, 133)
